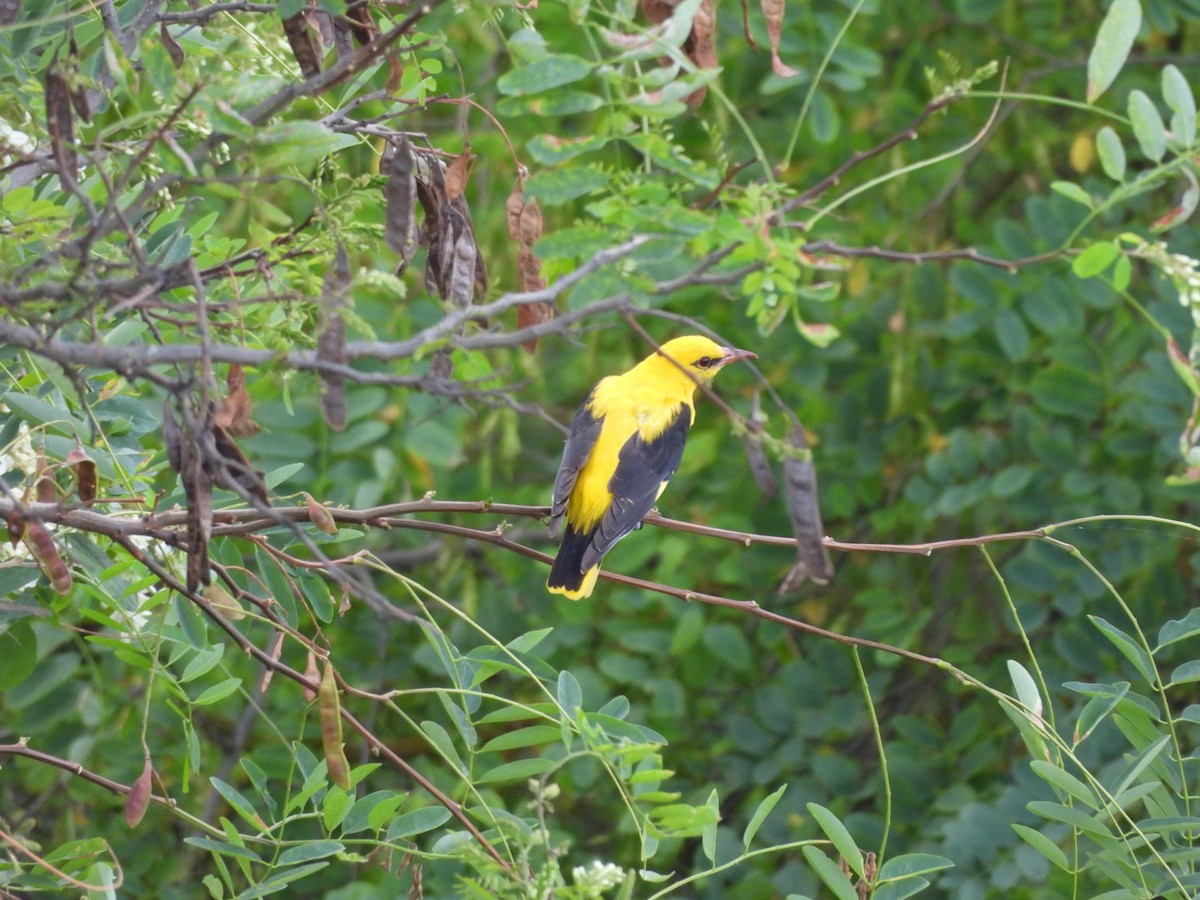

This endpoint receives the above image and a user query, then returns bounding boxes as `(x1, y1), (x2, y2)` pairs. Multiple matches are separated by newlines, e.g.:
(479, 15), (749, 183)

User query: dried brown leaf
(384, 137), (416, 257)
(443, 144), (472, 202)
(67, 444), (97, 506)
(505, 179), (526, 241)
(125, 756), (153, 828)
(642, 0), (673, 24)
(25, 521), (71, 595)
(685, 0), (717, 106)
(778, 426), (833, 589)
(44, 67), (77, 194)
(761, 0), (798, 77)
(214, 363), (259, 437)
(319, 661), (352, 790)
(282, 10), (322, 79)
(160, 21), (185, 68)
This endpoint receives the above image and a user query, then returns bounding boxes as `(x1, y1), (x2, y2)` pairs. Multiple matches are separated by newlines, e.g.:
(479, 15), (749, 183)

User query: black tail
(547, 523), (598, 599)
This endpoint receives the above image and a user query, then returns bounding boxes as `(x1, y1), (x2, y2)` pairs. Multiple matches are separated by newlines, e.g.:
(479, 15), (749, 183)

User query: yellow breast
(565, 373), (696, 531)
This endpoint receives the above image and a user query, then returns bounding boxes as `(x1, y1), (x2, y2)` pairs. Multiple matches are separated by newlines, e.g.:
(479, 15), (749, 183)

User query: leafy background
(1, 0), (1199, 898)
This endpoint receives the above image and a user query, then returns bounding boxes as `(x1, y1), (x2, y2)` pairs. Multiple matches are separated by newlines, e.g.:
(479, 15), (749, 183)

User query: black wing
(549, 391), (604, 537)
(581, 403), (691, 571)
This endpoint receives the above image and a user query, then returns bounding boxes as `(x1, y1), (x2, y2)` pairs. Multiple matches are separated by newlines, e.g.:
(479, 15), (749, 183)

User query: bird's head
(651, 335), (757, 386)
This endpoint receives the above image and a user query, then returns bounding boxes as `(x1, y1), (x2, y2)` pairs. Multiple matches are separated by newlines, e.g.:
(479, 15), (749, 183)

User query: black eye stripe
(695, 356), (713, 368)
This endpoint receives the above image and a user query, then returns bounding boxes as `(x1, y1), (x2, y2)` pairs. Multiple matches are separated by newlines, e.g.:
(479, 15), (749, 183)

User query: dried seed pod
(319, 661), (352, 790)
(34, 452), (55, 503)
(384, 137), (417, 258)
(67, 444), (97, 506)
(743, 393), (777, 500)
(25, 521), (72, 595)
(303, 650), (320, 702)
(125, 756), (153, 828)
(160, 21), (185, 68)
(304, 492), (338, 535)
(443, 144), (472, 201)
(282, 8), (322, 78)
(4, 506), (24, 547)
(317, 245), (350, 431)
(778, 426), (833, 589)
(44, 66), (77, 193)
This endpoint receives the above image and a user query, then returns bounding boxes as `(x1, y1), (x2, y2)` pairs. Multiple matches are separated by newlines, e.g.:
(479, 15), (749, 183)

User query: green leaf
(498, 54), (593, 96)
(801, 846), (858, 900)
(1113, 734), (1170, 798)
(276, 841), (344, 866)
(477, 757), (556, 784)
(1030, 760), (1098, 808)
(1169, 660), (1200, 686)
(193, 677), (242, 707)
(994, 308), (1031, 361)
(743, 784), (787, 851)
(0, 621), (37, 690)
(210, 778), (262, 829)
(254, 121), (358, 170)
(1086, 0), (1141, 102)
(701, 789), (719, 865)
(1072, 241), (1120, 278)
(1158, 607), (1200, 649)
(1027, 800), (1113, 838)
(1090, 616), (1157, 686)
(1007, 659), (1043, 717)
(479, 725), (563, 753)
(557, 670), (583, 716)
(1128, 89), (1166, 162)
(1162, 64), (1196, 146)
(385, 806), (452, 841)
(1095, 126), (1126, 181)
(1011, 824), (1070, 871)
(1074, 682), (1128, 744)
(525, 167), (610, 205)
(871, 878), (931, 900)
(1050, 180), (1093, 209)
(507, 628), (553, 655)
(876, 853), (954, 880)
(184, 837), (262, 863)
(807, 803), (863, 878)
(419, 720), (467, 776)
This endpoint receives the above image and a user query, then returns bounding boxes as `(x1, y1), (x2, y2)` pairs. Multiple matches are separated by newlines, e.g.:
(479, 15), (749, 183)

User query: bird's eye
(695, 356), (713, 369)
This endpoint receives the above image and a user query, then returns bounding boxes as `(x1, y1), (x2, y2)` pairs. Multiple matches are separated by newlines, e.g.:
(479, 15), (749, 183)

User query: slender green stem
(783, 0), (868, 170)
(852, 647), (891, 866)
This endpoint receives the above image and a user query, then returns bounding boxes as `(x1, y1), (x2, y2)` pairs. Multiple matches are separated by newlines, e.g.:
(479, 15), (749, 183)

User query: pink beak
(718, 347), (757, 366)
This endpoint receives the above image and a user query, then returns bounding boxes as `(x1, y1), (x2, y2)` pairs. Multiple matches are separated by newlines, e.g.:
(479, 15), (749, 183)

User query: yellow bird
(547, 335), (756, 599)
